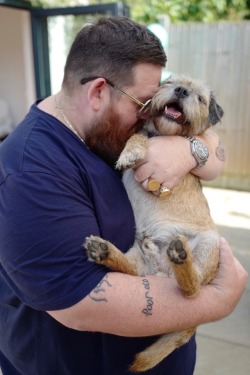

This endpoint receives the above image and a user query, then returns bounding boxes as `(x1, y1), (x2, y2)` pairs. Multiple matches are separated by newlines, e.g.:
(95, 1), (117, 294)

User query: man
(0, 16), (247, 375)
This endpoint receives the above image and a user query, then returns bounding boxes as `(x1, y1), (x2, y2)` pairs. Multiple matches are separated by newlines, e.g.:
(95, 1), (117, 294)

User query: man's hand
(208, 237), (248, 319)
(133, 129), (225, 191)
(133, 135), (194, 190)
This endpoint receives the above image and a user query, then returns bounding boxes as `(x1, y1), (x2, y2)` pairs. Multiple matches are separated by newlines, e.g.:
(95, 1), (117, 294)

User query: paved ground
(195, 187), (250, 375)
(0, 187), (249, 374)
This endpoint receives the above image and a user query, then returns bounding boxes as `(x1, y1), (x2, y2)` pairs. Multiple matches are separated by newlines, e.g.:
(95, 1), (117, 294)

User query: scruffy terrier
(84, 74), (224, 372)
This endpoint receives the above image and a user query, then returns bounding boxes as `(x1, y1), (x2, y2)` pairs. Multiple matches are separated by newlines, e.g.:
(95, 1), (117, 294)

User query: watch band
(185, 136), (209, 168)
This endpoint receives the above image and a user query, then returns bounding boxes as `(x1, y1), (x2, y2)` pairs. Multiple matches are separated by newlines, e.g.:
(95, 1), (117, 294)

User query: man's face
(85, 104), (144, 166)
(85, 63), (162, 166)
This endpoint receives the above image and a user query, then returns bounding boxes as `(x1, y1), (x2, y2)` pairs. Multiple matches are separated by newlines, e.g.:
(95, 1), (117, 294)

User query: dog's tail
(129, 328), (196, 373)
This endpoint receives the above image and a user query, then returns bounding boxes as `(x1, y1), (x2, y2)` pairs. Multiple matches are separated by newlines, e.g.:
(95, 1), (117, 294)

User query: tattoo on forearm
(216, 140), (225, 161)
(89, 275), (112, 302)
(141, 278), (154, 316)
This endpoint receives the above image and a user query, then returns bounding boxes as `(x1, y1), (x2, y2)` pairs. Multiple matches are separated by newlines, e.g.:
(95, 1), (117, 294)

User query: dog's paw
(116, 149), (145, 170)
(167, 239), (187, 265)
(84, 235), (110, 263)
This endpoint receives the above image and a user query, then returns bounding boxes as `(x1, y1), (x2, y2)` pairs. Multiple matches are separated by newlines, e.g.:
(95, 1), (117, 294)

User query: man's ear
(87, 78), (109, 111)
(208, 92), (224, 125)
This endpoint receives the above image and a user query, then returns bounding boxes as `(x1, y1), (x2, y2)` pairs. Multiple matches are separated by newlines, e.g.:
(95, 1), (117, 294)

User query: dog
(84, 74), (224, 372)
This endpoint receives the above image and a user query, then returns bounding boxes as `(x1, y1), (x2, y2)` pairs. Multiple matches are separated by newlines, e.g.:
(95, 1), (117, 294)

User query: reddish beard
(85, 106), (144, 166)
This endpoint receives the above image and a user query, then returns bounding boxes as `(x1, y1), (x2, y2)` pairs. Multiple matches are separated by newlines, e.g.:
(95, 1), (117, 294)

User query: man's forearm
(193, 129), (226, 181)
(47, 272), (211, 336)
(47, 244), (245, 338)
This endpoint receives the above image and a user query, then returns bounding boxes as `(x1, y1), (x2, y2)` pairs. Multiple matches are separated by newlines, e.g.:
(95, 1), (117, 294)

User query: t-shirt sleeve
(1, 171), (107, 311)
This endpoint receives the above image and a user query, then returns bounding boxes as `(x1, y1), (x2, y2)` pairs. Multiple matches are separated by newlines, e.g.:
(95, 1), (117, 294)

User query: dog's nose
(174, 87), (189, 98)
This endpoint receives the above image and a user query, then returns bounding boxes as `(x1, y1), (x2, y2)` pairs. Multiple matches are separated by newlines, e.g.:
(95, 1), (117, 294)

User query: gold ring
(159, 185), (171, 198)
(147, 178), (161, 192)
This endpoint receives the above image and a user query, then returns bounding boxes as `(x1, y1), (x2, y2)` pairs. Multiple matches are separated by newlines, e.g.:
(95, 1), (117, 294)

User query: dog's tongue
(165, 106), (182, 119)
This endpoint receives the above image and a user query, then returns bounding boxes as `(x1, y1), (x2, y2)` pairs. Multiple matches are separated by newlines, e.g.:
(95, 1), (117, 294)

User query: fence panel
(167, 21), (250, 191)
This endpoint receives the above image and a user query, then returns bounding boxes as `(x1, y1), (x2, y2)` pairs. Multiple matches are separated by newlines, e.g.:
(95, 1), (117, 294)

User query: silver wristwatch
(185, 136), (209, 167)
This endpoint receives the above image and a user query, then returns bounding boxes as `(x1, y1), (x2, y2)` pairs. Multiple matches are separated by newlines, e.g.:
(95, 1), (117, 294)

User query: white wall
(0, 6), (36, 129)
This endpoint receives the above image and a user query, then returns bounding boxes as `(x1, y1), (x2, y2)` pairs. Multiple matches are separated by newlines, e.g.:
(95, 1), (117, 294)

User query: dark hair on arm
(62, 16), (167, 91)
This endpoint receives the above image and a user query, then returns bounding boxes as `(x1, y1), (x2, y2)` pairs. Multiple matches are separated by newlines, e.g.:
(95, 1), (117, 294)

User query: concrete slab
(195, 335), (250, 375)
(194, 187), (250, 375)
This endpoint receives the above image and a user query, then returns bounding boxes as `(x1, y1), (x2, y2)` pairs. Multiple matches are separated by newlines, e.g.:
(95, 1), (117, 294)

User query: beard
(85, 105), (144, 166)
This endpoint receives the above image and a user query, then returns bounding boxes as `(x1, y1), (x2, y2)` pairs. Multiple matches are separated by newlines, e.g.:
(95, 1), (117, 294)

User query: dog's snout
(174, 87), (189, 98)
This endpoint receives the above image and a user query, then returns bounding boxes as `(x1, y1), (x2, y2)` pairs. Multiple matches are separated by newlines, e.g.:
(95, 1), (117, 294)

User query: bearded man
(0, 16), (247, 375)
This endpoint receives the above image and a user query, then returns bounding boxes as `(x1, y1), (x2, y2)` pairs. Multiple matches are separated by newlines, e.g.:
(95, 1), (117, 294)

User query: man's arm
(47, 238), (247, 336)
(133, 129), (225, 189)
(194, 128), (226, 180)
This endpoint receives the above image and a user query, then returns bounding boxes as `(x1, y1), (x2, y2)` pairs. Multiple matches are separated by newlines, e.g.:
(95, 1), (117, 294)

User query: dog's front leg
(116, 133), (148, 170)
(84, 235), (138, 276)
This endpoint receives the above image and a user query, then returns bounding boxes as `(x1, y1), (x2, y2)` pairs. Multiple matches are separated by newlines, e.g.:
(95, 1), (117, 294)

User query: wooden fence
(167, 21), (250, 191)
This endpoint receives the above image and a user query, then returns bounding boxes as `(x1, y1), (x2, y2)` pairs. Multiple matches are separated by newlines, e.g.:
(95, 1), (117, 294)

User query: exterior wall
(0, 6), (35, 129)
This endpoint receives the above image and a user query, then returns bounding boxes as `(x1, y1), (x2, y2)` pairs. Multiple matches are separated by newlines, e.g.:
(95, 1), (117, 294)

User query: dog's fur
(84, 74), (224, 372)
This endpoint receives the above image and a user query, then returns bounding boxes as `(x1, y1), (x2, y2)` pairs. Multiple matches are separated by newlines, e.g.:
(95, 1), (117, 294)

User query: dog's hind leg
(84, 235), (139, 276)
(167, 235), (201, 297)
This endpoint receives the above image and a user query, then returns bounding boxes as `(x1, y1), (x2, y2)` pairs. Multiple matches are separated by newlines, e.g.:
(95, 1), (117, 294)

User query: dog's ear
(208, 92), (224, 125)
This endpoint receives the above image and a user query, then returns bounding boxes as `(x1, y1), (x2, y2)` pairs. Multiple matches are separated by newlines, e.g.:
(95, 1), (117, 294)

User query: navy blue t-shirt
(0, 103), (196, 374)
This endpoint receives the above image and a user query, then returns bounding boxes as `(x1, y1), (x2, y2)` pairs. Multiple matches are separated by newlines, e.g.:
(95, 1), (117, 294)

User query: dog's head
(149, 74), (224, 137)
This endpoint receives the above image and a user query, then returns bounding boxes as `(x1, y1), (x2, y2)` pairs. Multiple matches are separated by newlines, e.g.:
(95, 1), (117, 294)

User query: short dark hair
(63, 16), (166, 91)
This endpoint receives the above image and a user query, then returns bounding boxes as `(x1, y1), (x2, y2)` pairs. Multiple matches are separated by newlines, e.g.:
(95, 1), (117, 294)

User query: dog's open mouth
(162, 101), (188, 125)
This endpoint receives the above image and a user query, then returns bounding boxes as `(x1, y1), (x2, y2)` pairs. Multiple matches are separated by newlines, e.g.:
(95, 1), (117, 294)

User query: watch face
(196, 141), (209, 160)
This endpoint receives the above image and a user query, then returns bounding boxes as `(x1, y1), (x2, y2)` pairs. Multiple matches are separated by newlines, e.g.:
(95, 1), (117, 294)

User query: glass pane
(48, 13), (103, 95)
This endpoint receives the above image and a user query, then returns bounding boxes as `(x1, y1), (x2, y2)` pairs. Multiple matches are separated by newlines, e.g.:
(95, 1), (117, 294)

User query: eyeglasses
(80, 76), (152, 116)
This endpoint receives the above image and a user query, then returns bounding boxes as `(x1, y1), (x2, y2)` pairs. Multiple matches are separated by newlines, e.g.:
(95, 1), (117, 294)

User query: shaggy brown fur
(84, 74), (224, 372)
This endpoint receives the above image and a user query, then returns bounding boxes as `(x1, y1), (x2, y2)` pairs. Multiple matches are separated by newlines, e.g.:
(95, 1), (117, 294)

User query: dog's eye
(198, 96), (206, 105)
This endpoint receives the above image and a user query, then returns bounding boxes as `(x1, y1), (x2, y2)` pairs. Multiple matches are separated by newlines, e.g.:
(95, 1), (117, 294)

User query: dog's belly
(123, 169), (219, 276)
(123, 169), (215, 234)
